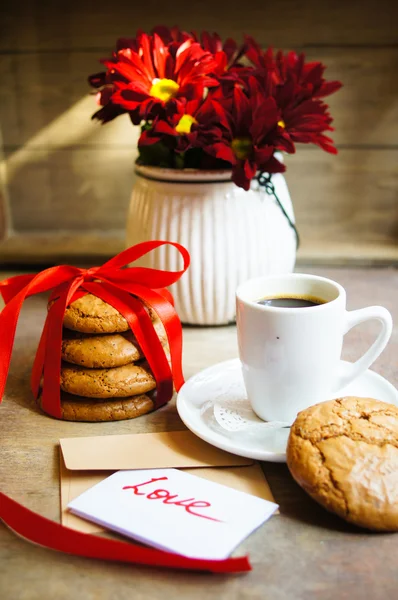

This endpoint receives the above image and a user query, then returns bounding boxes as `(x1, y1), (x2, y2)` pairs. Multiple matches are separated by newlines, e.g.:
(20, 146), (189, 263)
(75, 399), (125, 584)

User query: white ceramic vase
(126, 165), (297, 325)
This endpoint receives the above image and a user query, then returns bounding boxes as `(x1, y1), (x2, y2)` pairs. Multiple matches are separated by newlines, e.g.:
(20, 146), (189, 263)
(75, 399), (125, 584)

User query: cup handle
(333, 306), (393, 392)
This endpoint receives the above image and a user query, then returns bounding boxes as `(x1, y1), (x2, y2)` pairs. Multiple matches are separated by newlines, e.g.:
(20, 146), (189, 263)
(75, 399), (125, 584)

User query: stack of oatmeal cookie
(48, 294), (167, 422)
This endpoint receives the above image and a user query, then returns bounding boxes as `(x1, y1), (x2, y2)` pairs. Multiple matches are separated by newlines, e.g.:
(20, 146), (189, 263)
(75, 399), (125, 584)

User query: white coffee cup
(236, 273), (393, 424)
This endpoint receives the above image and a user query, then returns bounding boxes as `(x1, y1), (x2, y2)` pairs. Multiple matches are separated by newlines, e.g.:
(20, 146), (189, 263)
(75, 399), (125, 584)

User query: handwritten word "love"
(123, 477), (222, 522)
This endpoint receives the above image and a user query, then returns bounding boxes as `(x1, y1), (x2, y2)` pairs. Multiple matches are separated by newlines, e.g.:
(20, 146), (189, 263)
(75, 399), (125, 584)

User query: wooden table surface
(1, 267), (398, 600)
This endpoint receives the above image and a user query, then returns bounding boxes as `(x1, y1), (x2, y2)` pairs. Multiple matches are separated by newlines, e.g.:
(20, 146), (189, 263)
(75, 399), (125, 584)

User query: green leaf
(137, 142), (174, 168)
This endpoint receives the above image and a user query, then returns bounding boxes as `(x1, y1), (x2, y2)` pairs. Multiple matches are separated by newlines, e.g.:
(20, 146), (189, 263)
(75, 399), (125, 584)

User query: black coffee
(256, 295), (326, 308)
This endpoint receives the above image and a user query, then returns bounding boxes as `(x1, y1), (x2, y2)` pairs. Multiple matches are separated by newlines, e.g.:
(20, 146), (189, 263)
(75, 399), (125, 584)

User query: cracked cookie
(61, 293), (158, 334)
(61, 322), (168, 369)
(37, 390), (154, 422)
(60, 362), (156, 398)
(286, 396), (398, 531)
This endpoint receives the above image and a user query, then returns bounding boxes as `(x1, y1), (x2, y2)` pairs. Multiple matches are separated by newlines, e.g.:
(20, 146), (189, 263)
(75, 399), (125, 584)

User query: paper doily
(213, 401), (290, 433)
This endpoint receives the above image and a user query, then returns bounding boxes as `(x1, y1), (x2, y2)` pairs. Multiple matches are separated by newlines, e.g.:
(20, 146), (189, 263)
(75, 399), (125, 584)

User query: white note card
(68, 468), (278, 559)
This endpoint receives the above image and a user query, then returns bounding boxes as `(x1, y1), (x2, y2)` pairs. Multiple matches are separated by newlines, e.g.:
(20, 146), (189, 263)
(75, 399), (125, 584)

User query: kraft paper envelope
(60, 430), (253, 471)
(60, 454), (276, 534)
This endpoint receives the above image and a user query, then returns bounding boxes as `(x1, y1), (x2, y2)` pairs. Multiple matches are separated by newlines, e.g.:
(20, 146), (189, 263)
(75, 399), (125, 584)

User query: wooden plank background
(0, 0), (397, 264)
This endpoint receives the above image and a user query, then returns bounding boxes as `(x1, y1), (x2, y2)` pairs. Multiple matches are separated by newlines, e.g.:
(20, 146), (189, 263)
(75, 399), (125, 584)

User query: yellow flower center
(231, 137), (252, 160)
(175, 114), (198, 135)
(278, 120), (286, 128)
(150, 78), (180, 102)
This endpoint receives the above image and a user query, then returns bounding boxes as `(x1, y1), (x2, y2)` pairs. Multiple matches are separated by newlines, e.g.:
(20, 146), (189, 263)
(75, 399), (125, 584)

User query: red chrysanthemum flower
(245, 38), (342, 99)
(149, 27), (246, 75)
(279, 98), (337, 154)
(194, 31), (247, 76)
(244, 39), (342, 154)
(102, 33), (219, 123)
(138, 95), (229, 151)
(150, 25), (193, 47)
(88, 73), (127, 123)
(88, 26), (343, 182)
(202, 80), (295, 190)
(88, 36), (148, 124)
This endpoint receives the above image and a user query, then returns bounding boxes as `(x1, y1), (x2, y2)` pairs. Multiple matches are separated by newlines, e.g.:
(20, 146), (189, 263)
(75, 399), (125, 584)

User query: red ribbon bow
(0, 240), (252, 573)
(0, 240), (190, 418)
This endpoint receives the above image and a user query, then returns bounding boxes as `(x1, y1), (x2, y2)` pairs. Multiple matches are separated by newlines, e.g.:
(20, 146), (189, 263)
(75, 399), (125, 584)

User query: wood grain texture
(0, 56), (138, 149)
(1, 234), (398, 267)
(0, 165), (9, 243)
(1, 149), (396, 264)
(1, 267), (398, 600)
(0, 0), (397, 263)
(298, 242), (398, 266)
(1, 0), (397, 49)
(0, 128), (11, 242)
(1, 48), (397, 148)
(4, 146), (135, 231)
(0, 197), (7, 241)
(285, 149), (398, 246)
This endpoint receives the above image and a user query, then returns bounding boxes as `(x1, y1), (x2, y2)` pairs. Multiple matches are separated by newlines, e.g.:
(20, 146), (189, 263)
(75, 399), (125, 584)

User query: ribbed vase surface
(127, 166), (296, 325)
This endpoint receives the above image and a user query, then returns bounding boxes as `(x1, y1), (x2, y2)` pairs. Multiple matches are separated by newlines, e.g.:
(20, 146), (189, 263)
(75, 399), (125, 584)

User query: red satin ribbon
(0, 240), (190, 417)
(0, 240), (252, 573)
(0, 492), (250, 573)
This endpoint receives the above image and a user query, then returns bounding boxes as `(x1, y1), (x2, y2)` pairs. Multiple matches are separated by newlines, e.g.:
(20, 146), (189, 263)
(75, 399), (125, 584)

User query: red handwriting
(122, 477), (222, 522)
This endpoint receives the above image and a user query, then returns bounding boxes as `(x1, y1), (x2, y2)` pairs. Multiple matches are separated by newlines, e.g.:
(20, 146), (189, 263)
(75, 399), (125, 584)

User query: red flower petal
(261, 155), (286, 174)
(103, 53), (150, 87)
(254, 146), (274, 166)
(88, 72), (107, 88)
(315, 80), (343, 98)
(212, 142), (236, 164)
(138, 130), (162, 146)
(244, 158), (257, 181)
(152, 33), (168, 79)
(232, 161), (251, 190)
(152, 120), (178, 136)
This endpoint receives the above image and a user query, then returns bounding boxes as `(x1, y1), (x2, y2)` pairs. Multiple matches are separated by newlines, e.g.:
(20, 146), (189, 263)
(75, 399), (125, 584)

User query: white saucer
(176, 358), (398, 463)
